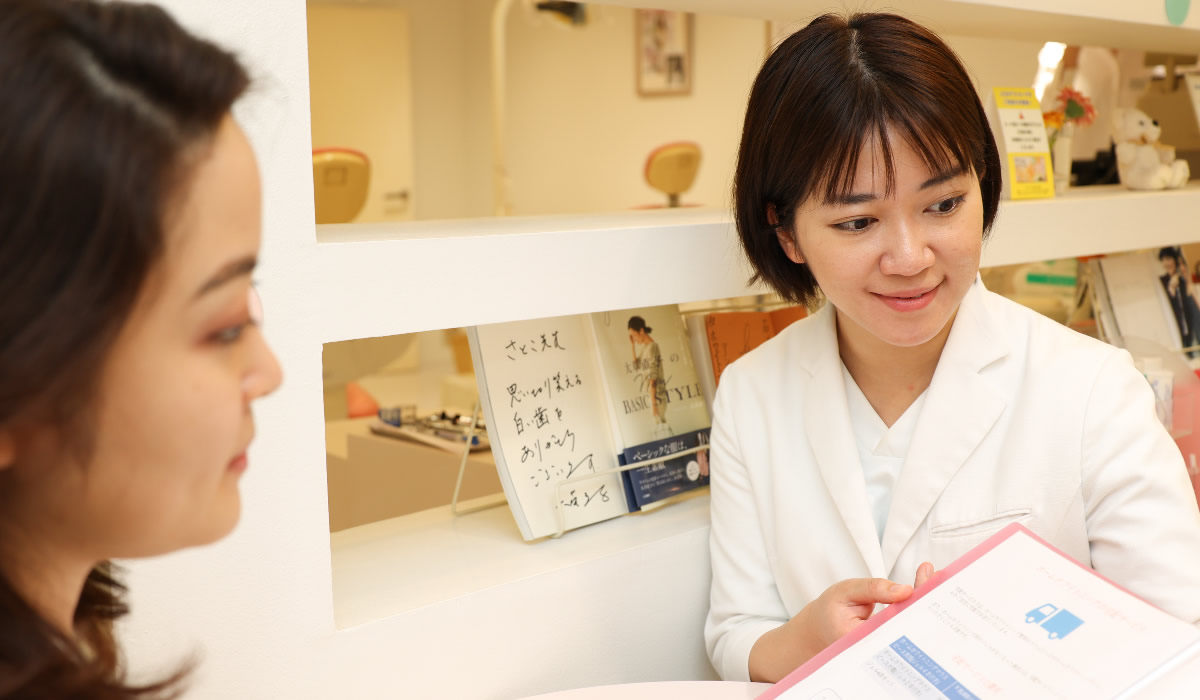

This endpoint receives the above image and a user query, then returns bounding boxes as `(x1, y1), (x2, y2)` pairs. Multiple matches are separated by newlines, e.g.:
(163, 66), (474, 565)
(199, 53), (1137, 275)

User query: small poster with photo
(1157, 246), (1200, 358)
(986, 87), (1055, 200)
(636, 10), (692, 96)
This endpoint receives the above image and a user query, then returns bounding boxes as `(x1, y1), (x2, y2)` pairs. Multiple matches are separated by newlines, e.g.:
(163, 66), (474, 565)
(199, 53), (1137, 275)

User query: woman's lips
(228, 452), (248, 473)
(873, 283), (940, 312)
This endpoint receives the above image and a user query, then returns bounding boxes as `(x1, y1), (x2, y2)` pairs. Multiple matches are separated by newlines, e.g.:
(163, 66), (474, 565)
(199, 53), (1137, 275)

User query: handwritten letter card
(470, 317), (627, 540)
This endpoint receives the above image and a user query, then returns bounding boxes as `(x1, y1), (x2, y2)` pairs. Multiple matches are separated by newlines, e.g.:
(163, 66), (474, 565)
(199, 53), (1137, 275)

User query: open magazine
(760, 523), (1200, 699)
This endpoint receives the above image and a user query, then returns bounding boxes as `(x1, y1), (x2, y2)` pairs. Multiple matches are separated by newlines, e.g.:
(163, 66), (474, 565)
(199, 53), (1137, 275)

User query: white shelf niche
(316, 183), (1200, 342)
(586, 0), (1200, 55)
(330, 489), (711, 629)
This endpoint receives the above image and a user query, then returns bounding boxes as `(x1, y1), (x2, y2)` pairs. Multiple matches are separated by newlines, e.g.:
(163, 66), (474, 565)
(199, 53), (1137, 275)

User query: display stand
(449, 401), (506, 516)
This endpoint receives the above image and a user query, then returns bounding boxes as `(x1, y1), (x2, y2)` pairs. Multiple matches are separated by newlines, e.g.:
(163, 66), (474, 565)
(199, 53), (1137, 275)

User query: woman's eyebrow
(193, 256), (257, 299)
(920, 166), (968, 190)
(825, 166), (968, 206)
(829, 192), (879, 206)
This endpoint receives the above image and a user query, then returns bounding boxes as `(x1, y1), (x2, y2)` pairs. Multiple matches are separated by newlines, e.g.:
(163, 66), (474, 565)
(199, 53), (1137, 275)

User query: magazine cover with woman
(590, 305), (711, 510)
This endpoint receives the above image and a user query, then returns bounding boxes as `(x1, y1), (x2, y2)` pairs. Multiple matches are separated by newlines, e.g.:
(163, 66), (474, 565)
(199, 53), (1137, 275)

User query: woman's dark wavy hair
(0, 0), (249, 696)
(733, 13), (1003, 307)
(627, 316), (652, 334)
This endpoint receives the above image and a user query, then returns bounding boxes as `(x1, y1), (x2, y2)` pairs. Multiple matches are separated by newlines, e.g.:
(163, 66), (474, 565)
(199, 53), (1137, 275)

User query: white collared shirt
(841, 363), (927, 542)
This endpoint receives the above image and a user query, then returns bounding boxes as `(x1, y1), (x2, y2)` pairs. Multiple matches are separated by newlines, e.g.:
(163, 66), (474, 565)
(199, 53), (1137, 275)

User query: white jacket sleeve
(704, 364), (790, 681)
(1082, 349), (1200, 625)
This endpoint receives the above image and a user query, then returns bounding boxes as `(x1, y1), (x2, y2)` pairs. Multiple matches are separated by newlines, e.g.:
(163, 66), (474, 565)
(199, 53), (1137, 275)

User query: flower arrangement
(1042, 86), (1096, 150)
(1042, 86), (1096, 191)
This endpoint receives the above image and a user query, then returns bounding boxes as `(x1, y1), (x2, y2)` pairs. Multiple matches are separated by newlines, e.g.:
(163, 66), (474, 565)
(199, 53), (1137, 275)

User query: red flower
(1056, 86), (1096, 127)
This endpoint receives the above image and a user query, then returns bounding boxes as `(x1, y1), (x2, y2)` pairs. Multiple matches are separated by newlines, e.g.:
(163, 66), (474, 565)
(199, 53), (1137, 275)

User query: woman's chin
(871, 318), (951, 349)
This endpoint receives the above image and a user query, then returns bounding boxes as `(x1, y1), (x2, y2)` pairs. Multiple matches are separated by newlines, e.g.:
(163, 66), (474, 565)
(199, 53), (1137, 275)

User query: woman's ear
(768, 204), (804, 264)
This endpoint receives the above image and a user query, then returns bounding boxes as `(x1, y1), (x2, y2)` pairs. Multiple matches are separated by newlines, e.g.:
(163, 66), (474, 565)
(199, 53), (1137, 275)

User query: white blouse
(842, 364), (927, 541)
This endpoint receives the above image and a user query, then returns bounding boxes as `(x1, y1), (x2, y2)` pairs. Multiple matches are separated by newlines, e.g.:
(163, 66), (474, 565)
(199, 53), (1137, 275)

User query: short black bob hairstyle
(733, 12), (1003, 307)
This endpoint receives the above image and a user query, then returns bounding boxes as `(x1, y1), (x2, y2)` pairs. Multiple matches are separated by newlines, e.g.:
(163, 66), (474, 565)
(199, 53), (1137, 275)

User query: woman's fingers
(835, 577), (913, 607)
(914, 561), (935, 588)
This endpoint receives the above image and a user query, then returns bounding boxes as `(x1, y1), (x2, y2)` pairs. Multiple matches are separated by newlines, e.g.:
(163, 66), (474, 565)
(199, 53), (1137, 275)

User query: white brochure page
(1115, 640), (1200, 699)
(765, 527), (1200, 700)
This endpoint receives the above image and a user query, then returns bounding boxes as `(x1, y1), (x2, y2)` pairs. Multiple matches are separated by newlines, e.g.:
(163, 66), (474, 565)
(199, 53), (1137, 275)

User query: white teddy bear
(1111, 108), (1190, 190)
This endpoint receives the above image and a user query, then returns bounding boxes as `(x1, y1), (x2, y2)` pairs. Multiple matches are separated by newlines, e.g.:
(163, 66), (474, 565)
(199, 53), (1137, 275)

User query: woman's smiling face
(776, 128), (984, 352)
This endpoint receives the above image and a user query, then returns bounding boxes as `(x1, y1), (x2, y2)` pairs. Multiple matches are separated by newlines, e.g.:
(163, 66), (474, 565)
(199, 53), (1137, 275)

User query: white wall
(395, 0), (494, 220)
(308, 3), (414, 222)
(504, 7), (765, 215)
(305, 2), (766, 219)
(308, 4), (1043, 220)
(942, 33), (1043, 96)
(303, 5), (1044, 221)
(309, 0), (494, 221)
(502, 14), (1044, 217)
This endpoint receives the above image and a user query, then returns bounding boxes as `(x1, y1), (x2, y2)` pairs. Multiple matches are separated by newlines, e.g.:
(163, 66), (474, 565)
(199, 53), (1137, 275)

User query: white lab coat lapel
(799, 304), (887, 578)
(880, 281), (1009, 572)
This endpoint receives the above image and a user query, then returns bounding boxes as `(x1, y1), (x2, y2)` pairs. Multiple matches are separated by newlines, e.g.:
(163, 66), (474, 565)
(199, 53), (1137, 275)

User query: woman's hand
(748, 577), (914, 683)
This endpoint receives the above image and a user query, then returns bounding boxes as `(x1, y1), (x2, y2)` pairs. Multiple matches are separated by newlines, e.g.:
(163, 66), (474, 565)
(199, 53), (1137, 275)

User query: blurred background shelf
(315, 183), (1200, 341)
(588, 0), (1200, 54)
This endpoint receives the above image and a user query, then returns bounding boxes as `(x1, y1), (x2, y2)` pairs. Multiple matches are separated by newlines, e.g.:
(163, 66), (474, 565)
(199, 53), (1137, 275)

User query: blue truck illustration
(1025, 604), (1084, 639)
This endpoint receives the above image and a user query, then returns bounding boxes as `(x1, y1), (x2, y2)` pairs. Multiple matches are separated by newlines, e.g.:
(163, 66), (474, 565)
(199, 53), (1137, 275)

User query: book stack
(686, 304), (807, 412)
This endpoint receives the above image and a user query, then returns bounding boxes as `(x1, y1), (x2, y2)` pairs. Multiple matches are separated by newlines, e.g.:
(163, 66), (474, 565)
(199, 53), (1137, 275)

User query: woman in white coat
(704, 12), (1200, 683)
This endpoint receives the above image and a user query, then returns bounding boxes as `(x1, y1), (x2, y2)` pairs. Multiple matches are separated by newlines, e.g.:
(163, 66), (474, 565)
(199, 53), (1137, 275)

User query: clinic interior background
(311, 0), (1200, 427)
(105, 2), (1200, 698)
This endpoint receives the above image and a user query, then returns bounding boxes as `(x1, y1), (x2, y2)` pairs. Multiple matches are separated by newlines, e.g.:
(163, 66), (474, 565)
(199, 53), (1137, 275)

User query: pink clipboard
(755, 522), (1147, 700)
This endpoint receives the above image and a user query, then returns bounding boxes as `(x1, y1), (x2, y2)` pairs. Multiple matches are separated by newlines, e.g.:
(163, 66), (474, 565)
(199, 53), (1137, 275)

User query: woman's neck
(836, 308), (955, 427)
(0, 522), (92, 639)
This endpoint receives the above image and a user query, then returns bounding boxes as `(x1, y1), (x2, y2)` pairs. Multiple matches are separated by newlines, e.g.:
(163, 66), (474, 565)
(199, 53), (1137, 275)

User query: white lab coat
(704, 280), (1200, 682)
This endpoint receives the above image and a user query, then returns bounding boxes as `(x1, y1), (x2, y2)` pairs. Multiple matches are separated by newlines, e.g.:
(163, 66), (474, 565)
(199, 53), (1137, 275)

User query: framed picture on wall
(636, 10), (692, 96)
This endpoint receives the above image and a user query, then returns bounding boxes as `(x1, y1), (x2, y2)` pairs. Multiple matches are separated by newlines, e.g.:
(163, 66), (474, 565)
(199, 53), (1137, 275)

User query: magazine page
(761, 524), (1200, 700)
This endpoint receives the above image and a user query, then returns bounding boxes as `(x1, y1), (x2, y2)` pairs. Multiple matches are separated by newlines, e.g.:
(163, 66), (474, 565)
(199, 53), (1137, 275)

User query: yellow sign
(993, 88), (1055, 200)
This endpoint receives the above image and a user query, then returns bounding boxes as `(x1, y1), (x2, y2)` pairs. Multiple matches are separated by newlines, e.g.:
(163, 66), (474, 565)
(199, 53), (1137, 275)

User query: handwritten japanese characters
(471, 317), (628, 539)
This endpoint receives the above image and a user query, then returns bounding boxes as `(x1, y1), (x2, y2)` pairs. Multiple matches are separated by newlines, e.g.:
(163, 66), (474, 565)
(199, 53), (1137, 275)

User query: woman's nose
(243, 332), (283, 401)
(242, 287), (282, 401)
(880, 220), (934, 277)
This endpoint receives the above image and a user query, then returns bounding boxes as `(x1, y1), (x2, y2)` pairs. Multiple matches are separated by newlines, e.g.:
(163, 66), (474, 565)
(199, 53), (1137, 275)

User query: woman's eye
(928, 195), (964, 215)
(212, 323), (247, 345)
(834, 217), (874, 232)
